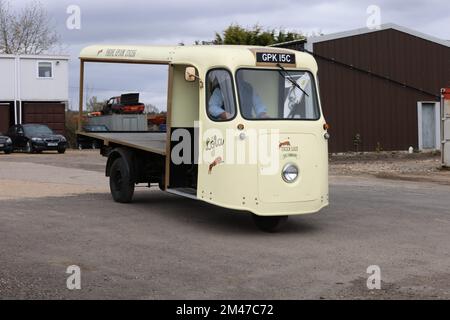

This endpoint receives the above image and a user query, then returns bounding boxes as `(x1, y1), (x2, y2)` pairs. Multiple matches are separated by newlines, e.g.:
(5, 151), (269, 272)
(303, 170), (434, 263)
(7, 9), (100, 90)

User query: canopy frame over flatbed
(77, 44), (315, 130)
(77, 46), (178, 177)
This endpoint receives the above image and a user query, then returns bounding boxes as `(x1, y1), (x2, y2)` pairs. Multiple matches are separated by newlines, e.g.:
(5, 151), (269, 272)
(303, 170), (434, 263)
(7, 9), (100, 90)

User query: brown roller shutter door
(22, 103), (66, 135)
(0, 104), (10, 134)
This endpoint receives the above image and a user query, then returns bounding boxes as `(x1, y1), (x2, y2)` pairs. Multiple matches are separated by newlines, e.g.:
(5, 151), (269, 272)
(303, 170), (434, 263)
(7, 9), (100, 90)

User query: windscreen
(24, 125), (54, 135)
(85, 125), (109, 132)
(236, 69), (320, 120)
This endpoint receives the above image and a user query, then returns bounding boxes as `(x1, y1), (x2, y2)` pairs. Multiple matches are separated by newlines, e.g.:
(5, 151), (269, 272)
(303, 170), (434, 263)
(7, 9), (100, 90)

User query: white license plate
(48, 143), (58, 147)
(0, 144), (4, 147)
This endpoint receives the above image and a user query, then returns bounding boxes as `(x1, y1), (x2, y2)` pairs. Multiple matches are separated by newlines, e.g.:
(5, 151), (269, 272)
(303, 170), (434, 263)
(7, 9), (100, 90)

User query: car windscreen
(236, 69), (320, 120)
(23, 125), (54, 136)
(84, 126), (109, 132)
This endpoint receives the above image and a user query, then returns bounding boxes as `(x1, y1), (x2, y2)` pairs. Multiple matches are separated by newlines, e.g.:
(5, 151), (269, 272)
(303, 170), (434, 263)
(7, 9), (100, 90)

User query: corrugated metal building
(0, 54), (69, 134)
(274, 24), (450, 153)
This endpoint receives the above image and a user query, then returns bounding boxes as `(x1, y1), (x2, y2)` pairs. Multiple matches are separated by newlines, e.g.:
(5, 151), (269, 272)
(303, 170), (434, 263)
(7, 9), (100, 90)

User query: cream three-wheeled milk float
(77, 45), (329, 232)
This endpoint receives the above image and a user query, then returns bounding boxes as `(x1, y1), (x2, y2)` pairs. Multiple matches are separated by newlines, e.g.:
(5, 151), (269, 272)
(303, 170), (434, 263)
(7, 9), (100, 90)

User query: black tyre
(25, 141), (33, 154)
(158, 172), (166, 191)
(58, 148), (66, 154)
(4, 150), (12, 154)
(109, 157), (135, 203)
(252, 215), (288, 233)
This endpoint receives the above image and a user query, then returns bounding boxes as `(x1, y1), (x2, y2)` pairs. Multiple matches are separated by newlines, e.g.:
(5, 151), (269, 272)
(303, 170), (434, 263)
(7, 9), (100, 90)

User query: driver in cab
(208, 81), (269, 120)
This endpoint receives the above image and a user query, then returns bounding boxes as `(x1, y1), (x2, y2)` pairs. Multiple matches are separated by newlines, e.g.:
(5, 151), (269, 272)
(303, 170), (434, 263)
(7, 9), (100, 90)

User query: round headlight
(282, 164), (299, 183)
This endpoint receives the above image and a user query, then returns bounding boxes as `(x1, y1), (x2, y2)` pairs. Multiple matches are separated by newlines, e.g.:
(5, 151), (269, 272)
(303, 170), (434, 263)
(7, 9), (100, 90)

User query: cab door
(197, 68), (259, 208)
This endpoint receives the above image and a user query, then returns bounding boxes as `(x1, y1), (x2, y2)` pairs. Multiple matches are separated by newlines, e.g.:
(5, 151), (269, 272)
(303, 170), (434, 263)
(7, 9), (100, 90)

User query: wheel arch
(106, 147), (135, 180)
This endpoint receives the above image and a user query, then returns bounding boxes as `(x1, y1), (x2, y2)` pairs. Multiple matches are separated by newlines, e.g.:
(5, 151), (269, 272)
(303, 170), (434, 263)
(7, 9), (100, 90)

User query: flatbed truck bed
(77, 131), (167, 155)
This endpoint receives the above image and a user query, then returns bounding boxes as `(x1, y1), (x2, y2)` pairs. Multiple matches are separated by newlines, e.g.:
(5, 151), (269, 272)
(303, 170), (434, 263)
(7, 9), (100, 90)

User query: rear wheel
(252, 215), (288, 233)
(110, 157), (135, 203)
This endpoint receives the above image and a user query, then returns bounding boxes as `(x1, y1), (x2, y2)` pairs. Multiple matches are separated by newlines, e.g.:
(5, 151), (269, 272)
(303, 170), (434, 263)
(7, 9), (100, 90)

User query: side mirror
(185, 67), (197, 82)
(185, 67), (204, 88)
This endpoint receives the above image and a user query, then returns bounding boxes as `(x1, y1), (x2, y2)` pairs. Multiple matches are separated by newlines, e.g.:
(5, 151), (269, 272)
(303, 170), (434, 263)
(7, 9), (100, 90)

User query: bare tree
(86, 96), (106, 112)
(0, 0), (60, 54)
(0, 0), (11, 53)
(145, 103), (160, 115)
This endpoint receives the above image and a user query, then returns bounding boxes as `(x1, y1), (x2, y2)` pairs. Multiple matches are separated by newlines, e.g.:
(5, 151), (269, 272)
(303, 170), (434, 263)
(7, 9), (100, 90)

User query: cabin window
(206, 69), (237, 121)
(236, 69), (320, 121)
(38, 61), (53, 78)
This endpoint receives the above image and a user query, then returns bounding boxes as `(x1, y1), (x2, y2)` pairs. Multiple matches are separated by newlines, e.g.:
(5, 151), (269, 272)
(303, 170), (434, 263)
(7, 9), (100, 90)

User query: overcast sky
(13, 0), (450, 111)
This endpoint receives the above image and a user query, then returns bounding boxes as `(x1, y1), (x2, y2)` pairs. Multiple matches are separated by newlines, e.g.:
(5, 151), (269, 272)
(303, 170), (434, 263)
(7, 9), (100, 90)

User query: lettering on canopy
(96, 48), (138, 58)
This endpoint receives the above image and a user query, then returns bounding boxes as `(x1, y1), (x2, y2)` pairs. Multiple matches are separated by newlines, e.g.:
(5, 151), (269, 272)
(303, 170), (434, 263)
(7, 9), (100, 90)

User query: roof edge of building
(305, 23), (449, 50)
(0, 54), (70, 60)
(269, 38), (307, 48)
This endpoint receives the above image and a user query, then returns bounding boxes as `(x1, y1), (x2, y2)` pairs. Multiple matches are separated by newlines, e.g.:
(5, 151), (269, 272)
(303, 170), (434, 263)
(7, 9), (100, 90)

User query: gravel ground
(0, 150), (108, 200)
(0, 150), (449, 300)
(1, 150), (448, 200)
(330, 152), (450, 185)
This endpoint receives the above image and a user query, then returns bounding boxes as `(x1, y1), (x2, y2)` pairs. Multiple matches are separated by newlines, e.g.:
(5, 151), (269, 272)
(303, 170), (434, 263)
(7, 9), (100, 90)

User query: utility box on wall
(442, 88), (450, 167)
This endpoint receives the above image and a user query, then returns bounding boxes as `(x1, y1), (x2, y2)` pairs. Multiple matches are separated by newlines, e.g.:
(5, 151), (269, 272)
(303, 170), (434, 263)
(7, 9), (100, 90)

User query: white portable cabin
(0, 54), (69, 133)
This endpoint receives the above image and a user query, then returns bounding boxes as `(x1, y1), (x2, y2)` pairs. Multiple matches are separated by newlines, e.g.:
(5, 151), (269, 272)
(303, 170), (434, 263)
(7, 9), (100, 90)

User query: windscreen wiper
(276, 63), (309, 97)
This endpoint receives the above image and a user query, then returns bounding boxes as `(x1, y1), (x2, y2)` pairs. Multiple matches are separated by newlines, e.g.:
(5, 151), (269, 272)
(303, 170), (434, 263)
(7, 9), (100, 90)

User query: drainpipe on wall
(14, 55), (18, 125)
(18, 55), (22, 124)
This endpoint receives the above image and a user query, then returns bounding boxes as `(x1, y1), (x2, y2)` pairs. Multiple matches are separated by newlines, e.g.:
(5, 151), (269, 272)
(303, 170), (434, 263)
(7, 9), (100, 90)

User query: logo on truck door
(205, 135), (225, 151)
(279, 139), (299, 159)
(208, 157), (223, 174)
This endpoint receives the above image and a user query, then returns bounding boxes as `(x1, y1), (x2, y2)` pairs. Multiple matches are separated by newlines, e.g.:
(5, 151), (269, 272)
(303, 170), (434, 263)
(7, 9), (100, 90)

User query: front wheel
(252, 215), (288, 233)
(109, 157), (135, 203)
(25, 141), (33, 154)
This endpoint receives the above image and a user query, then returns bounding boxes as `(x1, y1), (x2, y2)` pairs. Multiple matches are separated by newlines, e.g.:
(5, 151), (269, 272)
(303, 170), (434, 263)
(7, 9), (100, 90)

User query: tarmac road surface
(0, 151), (449, 299)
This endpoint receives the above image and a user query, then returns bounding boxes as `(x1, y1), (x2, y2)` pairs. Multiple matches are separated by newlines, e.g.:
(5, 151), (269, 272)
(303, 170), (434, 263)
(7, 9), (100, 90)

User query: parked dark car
(77, 125), (109, 150)
(0, 133), (13, 154)
(7, 124), (67, 154)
